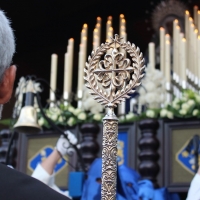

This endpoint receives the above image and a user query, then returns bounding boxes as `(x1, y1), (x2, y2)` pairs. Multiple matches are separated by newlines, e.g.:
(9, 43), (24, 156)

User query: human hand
(64, 130), (78, 145)
(56, 133), (75, 157)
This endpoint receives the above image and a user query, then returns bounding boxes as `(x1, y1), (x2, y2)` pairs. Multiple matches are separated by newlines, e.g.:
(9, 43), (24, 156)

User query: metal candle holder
(84, 34), (145, 199)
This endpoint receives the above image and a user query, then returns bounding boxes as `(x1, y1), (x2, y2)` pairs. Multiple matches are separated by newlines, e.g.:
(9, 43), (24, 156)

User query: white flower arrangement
(37, 103), (104, 128)
(81, 85), (103, 114)
(117, 89), (200, 124)
(137, 64), (166, 111)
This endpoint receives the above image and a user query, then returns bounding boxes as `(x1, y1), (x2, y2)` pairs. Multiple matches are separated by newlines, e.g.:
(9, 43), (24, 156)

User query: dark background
(0, 0), (199, 117)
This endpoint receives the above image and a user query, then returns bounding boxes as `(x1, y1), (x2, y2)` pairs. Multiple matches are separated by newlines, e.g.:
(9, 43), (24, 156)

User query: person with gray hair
(0, 9), (70, 200)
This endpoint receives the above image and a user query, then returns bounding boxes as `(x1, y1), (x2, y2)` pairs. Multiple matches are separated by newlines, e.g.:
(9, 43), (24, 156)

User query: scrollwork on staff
(84, 34), (145, 199)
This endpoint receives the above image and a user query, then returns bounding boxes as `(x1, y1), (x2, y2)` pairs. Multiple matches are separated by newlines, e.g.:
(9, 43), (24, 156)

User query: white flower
(160, 109), (168, 117)
(137, 65), (166, 110)
(173, 98), (180, 104)
(73, 108), (82, 116)
(188, 99), (195, 106)
(67, 117), (75, 126)
(138, 87), (146, 95)
(181, 103), (190, 111)
(179, 109), (187, 115)
(68, 106), (75, 113)
(38, 117), (45, 126)
(78, 112), (87, 120)
(146, 110), (155, 118)
(50, 114), (58, 121)
(58, 116), (65, 123)
(49, 107), (61, 115)
(195, 95), (200, 103)
(182, 97), (188, 102)
(119, 116), (125, 121)
(126, 112), (135, 120)
(172, 103), (180, 110)
(192, 109), (199, 116)
(81, 85), (103, 114)
(145, 92), (157, 104)
(93, 113), (102, 121)
(90, 104), (103, 114)
(167, 111), (173, 119)
(138, 95), (146, 104)
(145, 81), (156, 92)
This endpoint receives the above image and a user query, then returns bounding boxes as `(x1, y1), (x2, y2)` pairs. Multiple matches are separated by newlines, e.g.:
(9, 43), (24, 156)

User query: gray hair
(0, 10), (15, 81)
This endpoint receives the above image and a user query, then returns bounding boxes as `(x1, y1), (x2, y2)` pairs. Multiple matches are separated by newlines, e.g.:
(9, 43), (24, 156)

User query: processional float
(84, 34), (145, 199)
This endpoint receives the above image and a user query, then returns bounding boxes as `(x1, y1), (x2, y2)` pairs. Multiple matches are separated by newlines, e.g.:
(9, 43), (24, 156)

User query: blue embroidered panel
(28, 146), (67, 173)
(117, 132), (128, 166)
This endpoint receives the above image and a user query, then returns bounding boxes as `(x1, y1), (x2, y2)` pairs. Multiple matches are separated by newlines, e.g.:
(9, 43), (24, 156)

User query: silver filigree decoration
(84, 34), (145, 108)
(84, 34), (145, 200)
(101, 120), (118, 200)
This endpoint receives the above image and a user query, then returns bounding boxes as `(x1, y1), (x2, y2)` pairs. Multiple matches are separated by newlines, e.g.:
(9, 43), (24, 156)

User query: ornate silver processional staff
(84, 34), (145, 199)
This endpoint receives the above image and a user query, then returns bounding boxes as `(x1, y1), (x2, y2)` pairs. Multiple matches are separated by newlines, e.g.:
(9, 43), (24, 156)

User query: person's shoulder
(0, 163), (70, 200)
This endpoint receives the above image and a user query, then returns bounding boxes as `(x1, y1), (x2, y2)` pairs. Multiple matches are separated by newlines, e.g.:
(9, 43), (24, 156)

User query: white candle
(63, 53), (69, 99)
(50, 54), (58, 103)
(77, 47), (85, 99)
(185, 11), (190, 39)
(149, 42), (155, 69)
(181, 38), (187, 87)
(93, 28), (98, 50)
(175, 26), (181, 82)
(160, 27), (165, 74)
(178, 32), (184, 81)
(194, 6), (198, 27)
(96, 17), (101, 43)
(165, 40), (171, 83)
(185, 11), (190, 70)
(198, 11), (200, 32)
(188, 18), (193, 79)
(194, 29), (198, 84)
(95, 23), (101, 46)
(190, 24), (195, 80)
(173, 19), (178, 79)
(119, 14), (124, 35)
(106, 16), (112, 41)
(197, 36), (200, 85)
(64, 38), (74, 100)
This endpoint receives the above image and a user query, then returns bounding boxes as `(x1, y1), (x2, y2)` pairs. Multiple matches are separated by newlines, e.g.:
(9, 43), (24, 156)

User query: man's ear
(0, 65), (16, 104)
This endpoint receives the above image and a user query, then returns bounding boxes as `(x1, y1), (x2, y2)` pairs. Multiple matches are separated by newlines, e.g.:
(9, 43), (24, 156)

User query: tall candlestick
(165, 40), (171, 83)
(77, 44), (85, 108)
(93, 28), (98, 50)
(50, 54), (58, 105)
(96, 17), (101, 46)
(160, 27), (165, 74)
(194, 29), (198, 84)
(178, 32), (184, 81)
(185, 11), (190, 71)
(194, 6), (198, 27)
(198, 11), (200, 32)
(197, 36), (200, 86)
(185, 10), (190, 39)
(173, 19), (179, 80)
(63, 53), (69, 100)
(181, 38), (187, 88)
(190, 24), (195, 81)
(149, 42), (155, 69)
(119, 14), (124, 35)
(64, 38), (74, 100)
(106, 16), (112, 41)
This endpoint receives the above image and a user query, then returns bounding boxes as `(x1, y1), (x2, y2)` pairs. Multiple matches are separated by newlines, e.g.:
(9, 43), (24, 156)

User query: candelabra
(84, 34), (145, 199)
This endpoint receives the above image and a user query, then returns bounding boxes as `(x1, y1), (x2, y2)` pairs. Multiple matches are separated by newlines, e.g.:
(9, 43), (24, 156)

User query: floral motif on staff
(84, 34), (145, 108)
(84, 34), (145, 200)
